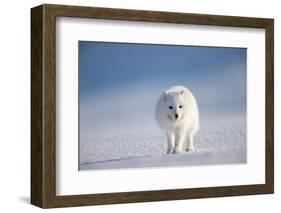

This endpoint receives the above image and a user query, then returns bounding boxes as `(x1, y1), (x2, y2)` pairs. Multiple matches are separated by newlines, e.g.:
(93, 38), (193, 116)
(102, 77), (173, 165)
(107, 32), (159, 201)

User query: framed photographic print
(31, 4), (274, 208)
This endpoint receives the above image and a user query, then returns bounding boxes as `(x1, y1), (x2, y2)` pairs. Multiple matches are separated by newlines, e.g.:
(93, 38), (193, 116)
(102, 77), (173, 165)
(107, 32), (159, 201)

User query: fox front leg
(186, 133), (194, 152)
(174, 130), (186, 154)
(166, 132), (175, 154)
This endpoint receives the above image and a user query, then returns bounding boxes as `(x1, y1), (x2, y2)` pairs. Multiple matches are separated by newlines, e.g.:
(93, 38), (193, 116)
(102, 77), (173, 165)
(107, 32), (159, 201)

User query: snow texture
(79, 120), (246, 170)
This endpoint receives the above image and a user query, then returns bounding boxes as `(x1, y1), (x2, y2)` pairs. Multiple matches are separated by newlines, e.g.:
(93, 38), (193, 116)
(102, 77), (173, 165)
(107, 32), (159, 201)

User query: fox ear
(163, 91), (168, 102)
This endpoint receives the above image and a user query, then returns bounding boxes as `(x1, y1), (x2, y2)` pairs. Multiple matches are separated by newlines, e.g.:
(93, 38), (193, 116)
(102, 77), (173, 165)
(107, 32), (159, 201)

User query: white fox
(155, 85), (199, 153)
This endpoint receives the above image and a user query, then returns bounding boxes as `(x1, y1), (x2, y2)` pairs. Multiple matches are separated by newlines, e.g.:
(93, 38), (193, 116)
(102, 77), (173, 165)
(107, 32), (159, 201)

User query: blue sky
(79, 41), (246, 135)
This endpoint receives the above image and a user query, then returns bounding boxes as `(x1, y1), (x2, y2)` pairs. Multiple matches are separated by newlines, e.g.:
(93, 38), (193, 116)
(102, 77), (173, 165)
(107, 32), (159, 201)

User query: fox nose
(175, 114), (178, 119)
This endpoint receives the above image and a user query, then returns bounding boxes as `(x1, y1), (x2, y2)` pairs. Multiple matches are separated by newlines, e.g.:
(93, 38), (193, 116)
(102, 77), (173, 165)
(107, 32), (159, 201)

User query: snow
(79, 119), (246, 170)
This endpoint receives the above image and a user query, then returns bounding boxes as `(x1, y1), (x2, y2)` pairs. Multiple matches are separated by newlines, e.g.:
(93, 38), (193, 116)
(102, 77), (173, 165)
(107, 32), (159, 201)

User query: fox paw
(173, 148), (183, 154)
(167, 149), (174, 154)
(186, 147), (194, 152)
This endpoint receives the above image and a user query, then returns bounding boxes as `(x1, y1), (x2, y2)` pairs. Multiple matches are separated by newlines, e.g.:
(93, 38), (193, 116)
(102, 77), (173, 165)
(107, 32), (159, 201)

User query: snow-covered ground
(79, 119), (246, 170)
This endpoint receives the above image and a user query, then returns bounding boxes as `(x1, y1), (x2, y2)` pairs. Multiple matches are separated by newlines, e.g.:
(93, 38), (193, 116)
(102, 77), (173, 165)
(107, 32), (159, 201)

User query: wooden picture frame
(31, 4), (274, 208)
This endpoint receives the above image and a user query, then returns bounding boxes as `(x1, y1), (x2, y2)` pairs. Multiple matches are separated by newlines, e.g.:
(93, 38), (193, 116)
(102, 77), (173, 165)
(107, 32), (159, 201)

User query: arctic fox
(155, 85), (199, 154)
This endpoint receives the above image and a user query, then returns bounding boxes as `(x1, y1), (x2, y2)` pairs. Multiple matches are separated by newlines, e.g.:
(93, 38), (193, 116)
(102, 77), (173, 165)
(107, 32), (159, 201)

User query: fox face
(163, 90), (186, 121)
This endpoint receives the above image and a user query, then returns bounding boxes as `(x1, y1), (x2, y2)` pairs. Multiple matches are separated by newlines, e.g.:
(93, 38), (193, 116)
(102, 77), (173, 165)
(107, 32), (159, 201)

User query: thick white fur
(155, 85), (199, 153)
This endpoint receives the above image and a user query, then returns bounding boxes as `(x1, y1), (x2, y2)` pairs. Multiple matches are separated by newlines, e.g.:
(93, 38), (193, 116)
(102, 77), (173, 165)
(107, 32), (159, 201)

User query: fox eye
(169, 106), (173, 110)
(179, 105), (183, 109)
